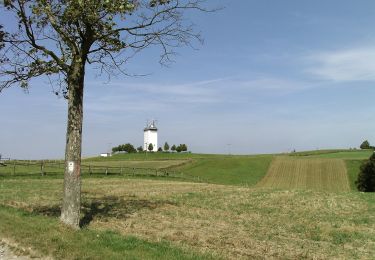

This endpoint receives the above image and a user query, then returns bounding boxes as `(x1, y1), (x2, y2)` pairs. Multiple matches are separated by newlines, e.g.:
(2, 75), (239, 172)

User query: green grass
(345, 160), (365, 191)
(291, 149), (373, 160)
(175, 155), (273, 186)
(0, 205), (211, 260)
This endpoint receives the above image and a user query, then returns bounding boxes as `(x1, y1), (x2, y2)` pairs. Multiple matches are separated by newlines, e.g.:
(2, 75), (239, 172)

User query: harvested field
(256, 157), (350, 192)
(1, 178), (374, 259)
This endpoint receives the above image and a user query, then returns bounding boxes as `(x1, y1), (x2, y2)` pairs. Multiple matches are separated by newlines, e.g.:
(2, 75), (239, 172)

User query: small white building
(100, 153), (111, 157)
(144, 121), (158, 152)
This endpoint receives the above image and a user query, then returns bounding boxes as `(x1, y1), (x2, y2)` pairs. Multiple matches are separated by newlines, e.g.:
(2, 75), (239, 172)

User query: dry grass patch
(80, 180), (374, 259)
(1, 178), (374, 259)
(256, 157), (350, 192)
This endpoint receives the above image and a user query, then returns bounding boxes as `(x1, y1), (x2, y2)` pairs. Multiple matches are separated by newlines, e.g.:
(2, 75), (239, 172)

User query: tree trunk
(60, 60), (85, 229)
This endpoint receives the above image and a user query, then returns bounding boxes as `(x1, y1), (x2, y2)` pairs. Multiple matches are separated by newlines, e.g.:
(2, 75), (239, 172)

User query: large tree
(0, 0), (209, 229)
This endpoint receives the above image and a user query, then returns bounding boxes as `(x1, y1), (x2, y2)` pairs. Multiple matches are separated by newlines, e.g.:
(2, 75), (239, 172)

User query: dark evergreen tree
(356, 153), (375, 192)
(164, 142), (170, 152)
(360, 140), (371, 149)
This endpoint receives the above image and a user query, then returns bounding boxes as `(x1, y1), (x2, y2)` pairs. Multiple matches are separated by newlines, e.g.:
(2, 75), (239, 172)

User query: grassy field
(1, 149), (374, 258)
(257, 157), (350, 192)
(0, 177), (374, 259)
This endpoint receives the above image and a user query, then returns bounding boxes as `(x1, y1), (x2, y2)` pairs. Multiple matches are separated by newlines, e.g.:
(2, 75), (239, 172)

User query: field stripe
(256, 157), (350, 192)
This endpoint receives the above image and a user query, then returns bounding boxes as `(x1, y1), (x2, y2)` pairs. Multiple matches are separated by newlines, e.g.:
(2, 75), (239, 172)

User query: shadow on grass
(31, 196), (174, 228)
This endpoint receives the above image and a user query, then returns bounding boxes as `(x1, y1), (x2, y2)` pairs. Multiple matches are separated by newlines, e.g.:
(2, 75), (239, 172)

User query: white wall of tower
(144, 130), (158, 152)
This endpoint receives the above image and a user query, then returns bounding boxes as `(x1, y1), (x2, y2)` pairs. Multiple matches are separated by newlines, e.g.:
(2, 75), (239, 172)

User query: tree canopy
(0, 0), (209, 94)
(0, 0), (210, 229)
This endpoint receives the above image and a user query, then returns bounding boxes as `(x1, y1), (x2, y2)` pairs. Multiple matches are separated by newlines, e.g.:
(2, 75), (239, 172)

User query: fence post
(120, 166), (123, 175)
(40, 161), (44, 176)
(13, 161), (16, 176)
(155, 169), (158, 177)
(105, 167), (108, 176)
(133, 168), (135, 176)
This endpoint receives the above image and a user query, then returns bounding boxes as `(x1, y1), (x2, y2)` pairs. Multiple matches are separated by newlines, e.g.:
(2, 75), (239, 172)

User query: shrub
(356, 153), (375, 192)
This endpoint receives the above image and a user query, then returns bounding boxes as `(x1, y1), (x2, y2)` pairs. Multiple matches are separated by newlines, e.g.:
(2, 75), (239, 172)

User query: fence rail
(0, 160), (208, 183)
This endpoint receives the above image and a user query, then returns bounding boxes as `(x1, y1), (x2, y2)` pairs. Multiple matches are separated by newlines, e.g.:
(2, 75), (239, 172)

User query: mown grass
(257, 157), (350, 192)
(174, 155), (273, 186)
(345, 160), (364, 191)
(1, 177), (374, 259)
(291, 149), (373, 160)
(0, 205), (211, 260)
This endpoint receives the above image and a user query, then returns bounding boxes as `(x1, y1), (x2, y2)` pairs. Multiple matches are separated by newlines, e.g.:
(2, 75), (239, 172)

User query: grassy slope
(290, 149), (373, 191)
(0, 178), (374, 259)
(305, 150), (373, 160)
(289, 149), (373, 159)
(175, 155), (273, 186)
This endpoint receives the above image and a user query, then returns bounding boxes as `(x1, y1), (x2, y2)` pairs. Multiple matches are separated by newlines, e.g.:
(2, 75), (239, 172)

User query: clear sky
(1, 0), (375, 159)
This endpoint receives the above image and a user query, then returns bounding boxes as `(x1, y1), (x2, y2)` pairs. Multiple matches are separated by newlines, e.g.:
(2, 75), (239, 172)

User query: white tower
(144, 120), (158, 152)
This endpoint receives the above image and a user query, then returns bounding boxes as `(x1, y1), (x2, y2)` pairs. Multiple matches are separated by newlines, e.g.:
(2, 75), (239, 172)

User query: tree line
(112, 142), (188, 153)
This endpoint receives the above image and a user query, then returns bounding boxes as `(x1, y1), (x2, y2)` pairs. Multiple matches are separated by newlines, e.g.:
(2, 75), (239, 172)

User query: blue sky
(1, 0), (375, 159)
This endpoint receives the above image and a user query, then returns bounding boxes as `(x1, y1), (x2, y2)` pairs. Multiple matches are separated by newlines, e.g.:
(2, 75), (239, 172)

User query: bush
(360, 140), (371, 149)
(356, 153), (375, 192)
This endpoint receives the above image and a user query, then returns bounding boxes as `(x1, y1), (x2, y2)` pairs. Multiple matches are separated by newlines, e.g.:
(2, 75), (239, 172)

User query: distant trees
(164, 142), (170, 152)
(174, 144), (188, 153)
(360, 140), (371, 150)
(356, 153), (375, 192)
(112, 143), (136, 153)
(112, 142), (189, 153)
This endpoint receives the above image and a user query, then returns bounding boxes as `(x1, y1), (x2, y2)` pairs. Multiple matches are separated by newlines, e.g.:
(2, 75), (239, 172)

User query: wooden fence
(0, 160), (207, 183)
